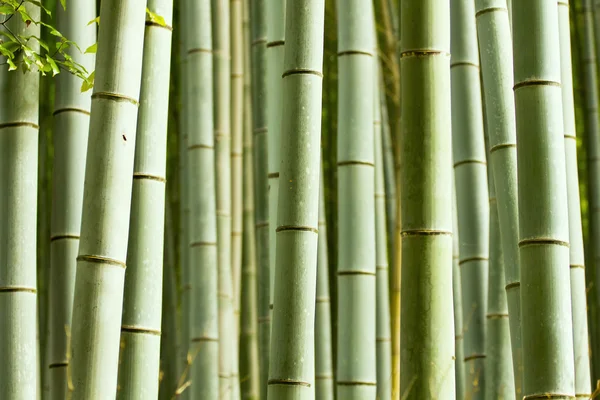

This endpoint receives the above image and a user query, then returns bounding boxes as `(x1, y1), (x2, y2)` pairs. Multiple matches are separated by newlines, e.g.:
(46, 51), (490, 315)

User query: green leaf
(84, 42), (96, 54)
(0, 4), (15, 14)
(60, 0), (66, 10)
(46, 54), (59, 75)
(7, 57), (17, 71)
(146, 8), (167, 26)
(25, 0), (51, 16)
(87, 16), (100, 26)
(81, 70), (94, 92)
(39, 21), (63, 37)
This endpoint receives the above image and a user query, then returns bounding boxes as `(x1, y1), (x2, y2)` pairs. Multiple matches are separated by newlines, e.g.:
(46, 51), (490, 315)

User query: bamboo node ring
(268, 379), (311, 387)
(276, 225), (318, 234)
(77, 255), (126, 268)
(92, 92), (139, 106)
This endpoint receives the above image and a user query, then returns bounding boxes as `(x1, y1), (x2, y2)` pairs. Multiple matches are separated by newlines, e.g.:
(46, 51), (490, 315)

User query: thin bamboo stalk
(0, 3), (40, 398)
(380, 87), (396, 284)
(559, 0), (592, 396)
(315, 165), (334, 400)
(185, 0), (220, 396)
(69, 0), (147, 396)
(512, 0), (575, 397)
(46, 1), (95, 398)
(249, 0), (270, 396)
(375, 71), (392, 400)
(452, 181), (465, 400)
(117, 0), (174, 396)
(474, 0), (522, 395)
(266, 0), (325, 396)
(399, 0), (455, 397)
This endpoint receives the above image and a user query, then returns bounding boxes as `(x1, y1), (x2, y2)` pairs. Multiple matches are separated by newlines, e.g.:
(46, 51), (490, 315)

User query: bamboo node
(401, 229), (452, 237)
(48, 362), (68, 369)
(400, 50), (450, 58)
(570, 264), (585, 269)
(0, 121), (39, 130)
(0, 286), (36, 294)
(376, 337), (392, 342)
(458, 256), (489, 266)
(337, 270), (377, 277)
(190, 336), (219, 342)
(255, 221), (269, 229)
(268, 379), (311, 387)
(564, 133), (577, 139)
(376, 264), (388, 270)
(92, 92), (139, 106)
(523, 393), (576, 399)
(475, 6), (508, 19)
(464, 354), (486, 362)
(282, 68), (323, 78)
(453, 159), (487, 168)
(53, 107), (91, 117)
(450, 61), (479, 69)
(187, 47), (212, 55)
(505, 281), (521, 290)
(132, 173), (166, 183)
(145, 20), (173, 31)
(251, 38), (267, 46)
(266, 40), (285, 48)
(121, 325), (161, 336)
(189, 241), (217, 248)
(337, 160), (375, 167)
(557, 0), (569, 6)
(50, 234), (80, 242)
(337, 49), (374, 57)
(253, 127), (268, 134)
(276, 225), (318, 234)
(268, 172), (280, 179)
(257, 316), (271, 323)
(316, 296), (330, 303)
(513, 79), (561, 91)
(575, 394), (592, 398)
(486, 313), (509, 319)
(337, 380), (377, 386)
(518, 238), (569, 248)
(188, 143), (214, 150)
(489, 142), (517, 153)
(77, 255), (126, 269)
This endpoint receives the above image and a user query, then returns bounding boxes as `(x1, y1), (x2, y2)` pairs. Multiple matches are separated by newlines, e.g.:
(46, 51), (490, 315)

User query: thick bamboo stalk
(239, 20), (260, 395)
(512, 0), (575, 397)
(69, 0), (147, 396)
(46, 1), (95, 398)
(336, 1), (377, 397)
(452, 183), (465, 400)
(374, 74), (392, 400)
(117, 0), (174, 396)
(185, 0), (220, 397)
(266, 0), (325, 397)
(315, 165), (334, 400)
(266, 0), (286, 349)
(0, 3), (40, 398)
(399, 0), (455, 397)
(249, 0), (270, 396)
(559, 0), (592, 397)
(474, 0), (523, 395)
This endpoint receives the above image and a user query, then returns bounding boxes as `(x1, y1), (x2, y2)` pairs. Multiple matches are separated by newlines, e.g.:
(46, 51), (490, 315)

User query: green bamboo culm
(266, 0), (325, 396)
(452, 180), (465, 400)
(559, 0), (592, 396)
(185, 0), (220, 396)
(450, 0), (489, 396)
(584, 0), (600, 384)
(46, 1), (95, 398)
(117, 0), (174, 397)
(336, 1), (377, 398)
(249, 0), (270, 395)
(374, 70), (392, 400)
(474, 0), (522, 395)
(0, 3), (40, 398)
(69, 0), (148, 396)
(512, 0), (575, 398)
(380, 84), (396, 279)
(266, 0), (286, 339)
(399, 0), (455, 397)
(315, 165), (334, 400)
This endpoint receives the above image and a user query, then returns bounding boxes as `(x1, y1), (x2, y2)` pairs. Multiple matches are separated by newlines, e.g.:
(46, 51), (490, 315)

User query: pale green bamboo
(399, 0), (455, 397)
(559, 0), (592, 396)
(0, 3), (40, 398)
(315, 165), (334, 400)
(474, 0), (522, 395)
(374, 73), (392, 400)
(249, 0), (270, 396)
(336, 1), (377, 398)
(266, 0), (325, 397)
(452, 181), (465, 400)
(117, 0), (173, 397)
(69, 0), (147, 396)
(185, 0), (220, 397)
(240, 22), (260, 395)
(231, 0), (244, 339)
(380, 85), (396, 279)
(212, 0), (236, 396)
(512, 0), (575, 397)
(46, 1), (95, 398)
(450, 0), (489, 395)
(266, 0), (285, 340)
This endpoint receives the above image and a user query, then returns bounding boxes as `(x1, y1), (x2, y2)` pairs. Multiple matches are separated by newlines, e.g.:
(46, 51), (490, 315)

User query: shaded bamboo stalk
(69, 0), (147, 396)
(46, 1), (95, 398)
(0, 2), (41, 398)
(452, 179), (465, 400)
(267, 0), (325, 396)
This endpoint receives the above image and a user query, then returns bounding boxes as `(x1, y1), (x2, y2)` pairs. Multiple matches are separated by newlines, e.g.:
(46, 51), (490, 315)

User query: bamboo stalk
(69, 0), (147, 396)
(0, 3), (41, 398)
(512, 0), (575, 397)
(452, 181), (465, 400)
(266, 0), (325, 396)
(46, 1), (95, 398)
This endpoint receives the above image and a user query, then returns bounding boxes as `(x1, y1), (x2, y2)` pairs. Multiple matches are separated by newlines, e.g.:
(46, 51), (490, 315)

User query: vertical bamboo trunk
(374, 73), (392, 400)
(512, 0), (575, 398)
(559, 0), (592, 396)
(249, 0), (270, 396)
(380, 86), (396, 283)
(452, 183), (465, 400)
(46, 1), (95, 398)
(69, 0), (147, 397)
(185, 0), (220, 397)
(450, 0), (489, 396)
(231, 0), (244, 338)
(266, 0), (325, 397)
(336, 1), (377, 398)
(212, 0), (237, 396)
(474, 0), (523, 396)
(315, 165), (334, 400)
(117, 0), (173, 397)
(266, 0), (286, 353)
(0, 3), (40, 398)
(399, 0), (455, 397)
(240, 24), (260, 395)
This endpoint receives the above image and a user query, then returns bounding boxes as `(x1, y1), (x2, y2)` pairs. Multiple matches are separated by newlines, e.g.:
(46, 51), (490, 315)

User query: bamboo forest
(7, 0), (600, 399)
